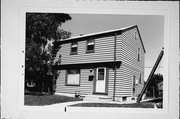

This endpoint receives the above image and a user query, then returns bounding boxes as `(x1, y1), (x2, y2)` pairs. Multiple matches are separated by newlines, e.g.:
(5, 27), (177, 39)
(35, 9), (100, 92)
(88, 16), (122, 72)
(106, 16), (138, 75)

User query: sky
(61, 14), (164, 80)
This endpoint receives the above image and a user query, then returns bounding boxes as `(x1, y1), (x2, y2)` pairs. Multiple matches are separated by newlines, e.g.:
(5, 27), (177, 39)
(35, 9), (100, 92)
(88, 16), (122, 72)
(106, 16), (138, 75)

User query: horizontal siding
(108, 63), (144, 98)
(56, 65), (144, 97)
(56, 69), (94, 95)
(116, 27), (145, 97)
(116, 65), (133, 97)
(107, 68), (114, 97)
(55, 27), (145, 98)
(55, 36), (115, 65)
(116, 27), (145, 72)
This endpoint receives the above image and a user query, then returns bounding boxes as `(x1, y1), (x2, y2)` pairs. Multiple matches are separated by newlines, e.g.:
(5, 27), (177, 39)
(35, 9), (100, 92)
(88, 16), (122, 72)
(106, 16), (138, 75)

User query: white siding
(55, 36), (114, 65)
(55, 26), (145, 98)
(115, 27), (145, 97)
(56, 69), (94, 95)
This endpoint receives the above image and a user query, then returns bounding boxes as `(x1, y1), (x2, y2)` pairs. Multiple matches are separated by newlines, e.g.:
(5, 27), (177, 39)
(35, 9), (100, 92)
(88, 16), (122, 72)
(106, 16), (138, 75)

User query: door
(95, 68), (106, 93)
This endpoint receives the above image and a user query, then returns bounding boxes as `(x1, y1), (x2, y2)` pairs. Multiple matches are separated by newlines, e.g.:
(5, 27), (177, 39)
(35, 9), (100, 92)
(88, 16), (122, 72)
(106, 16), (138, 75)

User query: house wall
(115, 27), (145, 98)
(56, 69), (94, 95)
(54, 35), (115, 65)
(55, 26), (145, 98)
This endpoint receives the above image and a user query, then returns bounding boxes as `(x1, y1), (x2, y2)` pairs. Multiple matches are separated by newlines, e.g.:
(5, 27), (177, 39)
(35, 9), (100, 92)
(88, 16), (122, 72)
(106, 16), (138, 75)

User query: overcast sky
(61, 14), (164, 79)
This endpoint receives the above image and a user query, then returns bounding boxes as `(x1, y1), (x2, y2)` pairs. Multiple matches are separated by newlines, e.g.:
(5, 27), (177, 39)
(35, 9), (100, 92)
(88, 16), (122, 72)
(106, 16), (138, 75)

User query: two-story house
(53, 25), (145, 101)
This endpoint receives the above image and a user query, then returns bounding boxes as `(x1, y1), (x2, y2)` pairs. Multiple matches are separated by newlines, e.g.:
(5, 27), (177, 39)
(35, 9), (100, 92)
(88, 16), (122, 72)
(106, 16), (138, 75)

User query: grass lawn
(24, 94), (83, 106)
(70, 102), (155, 108)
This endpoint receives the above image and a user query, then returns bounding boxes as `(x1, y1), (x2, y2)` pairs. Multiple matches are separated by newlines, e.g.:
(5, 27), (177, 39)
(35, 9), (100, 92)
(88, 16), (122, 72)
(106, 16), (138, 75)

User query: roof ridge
(62, 25), (137, 41)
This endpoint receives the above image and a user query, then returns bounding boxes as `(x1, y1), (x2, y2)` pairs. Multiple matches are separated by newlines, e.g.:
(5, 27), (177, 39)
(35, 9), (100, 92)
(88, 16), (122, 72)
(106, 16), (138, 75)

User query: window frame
(70, 41), (78, 55)
(139, 74), (142, 84)
(132, 75), (136, 97)
(93, 67), (108, 94)
(86, 39), (95, 53)
(97, 68), (106, 81)
(137, 47), (141, 61)
(65, 69), (80, 86)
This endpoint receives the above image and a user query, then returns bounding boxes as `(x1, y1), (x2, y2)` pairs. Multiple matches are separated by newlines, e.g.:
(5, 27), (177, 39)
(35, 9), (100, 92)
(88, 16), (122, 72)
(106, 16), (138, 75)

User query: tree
(146, 73), (163, 98)
(25, 13), (71, 94)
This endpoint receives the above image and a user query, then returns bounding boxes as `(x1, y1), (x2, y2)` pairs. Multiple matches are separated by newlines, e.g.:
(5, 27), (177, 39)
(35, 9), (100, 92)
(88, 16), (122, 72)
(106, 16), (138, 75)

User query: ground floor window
(66, 69), (80, 86)
(132, 75), (136, 97)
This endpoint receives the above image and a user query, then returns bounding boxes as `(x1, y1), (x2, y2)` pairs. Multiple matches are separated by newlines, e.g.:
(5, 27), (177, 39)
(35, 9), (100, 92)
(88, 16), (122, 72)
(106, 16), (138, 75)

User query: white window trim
(66, 69), (80, 86)
(86, 39), (95, 53)
(70, 42), (78, 55)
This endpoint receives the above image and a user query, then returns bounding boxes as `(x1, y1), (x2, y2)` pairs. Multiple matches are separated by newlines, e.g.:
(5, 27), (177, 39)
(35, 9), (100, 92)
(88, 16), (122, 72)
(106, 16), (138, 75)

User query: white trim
(95, 67), (107, 93)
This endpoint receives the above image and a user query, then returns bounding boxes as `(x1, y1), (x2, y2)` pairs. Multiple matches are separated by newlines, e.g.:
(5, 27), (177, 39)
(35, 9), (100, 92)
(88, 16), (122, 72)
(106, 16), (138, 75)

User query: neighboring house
(157, 81), (163, 97)
(53, 25), (145, 101)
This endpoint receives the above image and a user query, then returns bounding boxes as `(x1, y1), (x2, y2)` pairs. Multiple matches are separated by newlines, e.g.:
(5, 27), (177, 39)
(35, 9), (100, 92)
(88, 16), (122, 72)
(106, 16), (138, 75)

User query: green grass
(70, 102), (155, 108)
(24, 94), (83, 106)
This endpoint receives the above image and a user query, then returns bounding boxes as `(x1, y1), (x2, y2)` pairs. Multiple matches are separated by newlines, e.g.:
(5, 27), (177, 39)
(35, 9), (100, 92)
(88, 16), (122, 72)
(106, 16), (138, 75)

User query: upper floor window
(135, 31), (137, 40)
(86, 39), (95, 53)
(71, 42), (78, 55)
(137, 48), (141, 61)
(139, 74), (142, 84)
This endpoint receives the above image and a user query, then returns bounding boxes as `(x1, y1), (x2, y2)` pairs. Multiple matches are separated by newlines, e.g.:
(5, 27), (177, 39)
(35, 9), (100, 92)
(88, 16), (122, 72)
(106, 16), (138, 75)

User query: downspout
(113, 32), (117, 101)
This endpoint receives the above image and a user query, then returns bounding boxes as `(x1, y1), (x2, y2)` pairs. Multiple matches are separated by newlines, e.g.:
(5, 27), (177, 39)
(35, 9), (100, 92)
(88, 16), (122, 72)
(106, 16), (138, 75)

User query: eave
(53, 61), (122, 70)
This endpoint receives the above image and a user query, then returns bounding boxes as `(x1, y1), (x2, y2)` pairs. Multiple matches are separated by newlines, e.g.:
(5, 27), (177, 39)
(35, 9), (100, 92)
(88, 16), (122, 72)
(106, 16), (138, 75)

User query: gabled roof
(55, 25), (146, 53)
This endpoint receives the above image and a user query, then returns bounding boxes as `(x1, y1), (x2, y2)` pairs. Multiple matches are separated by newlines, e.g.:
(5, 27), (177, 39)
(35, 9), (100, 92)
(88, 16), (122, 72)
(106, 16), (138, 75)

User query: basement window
(70, 42), (78, 55)
(86, 39), (95, 53)
(66, 69), (80, 86)
(122, 97), (127, 101)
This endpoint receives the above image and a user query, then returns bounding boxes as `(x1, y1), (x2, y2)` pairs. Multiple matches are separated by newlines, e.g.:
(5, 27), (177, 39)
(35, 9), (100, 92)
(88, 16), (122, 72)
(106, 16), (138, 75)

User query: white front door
(95, 68), (106, 93)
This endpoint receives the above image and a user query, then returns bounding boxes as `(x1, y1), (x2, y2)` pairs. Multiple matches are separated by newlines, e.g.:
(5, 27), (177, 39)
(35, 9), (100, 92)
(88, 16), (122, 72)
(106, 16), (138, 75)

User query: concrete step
(82, 95), (113, 102)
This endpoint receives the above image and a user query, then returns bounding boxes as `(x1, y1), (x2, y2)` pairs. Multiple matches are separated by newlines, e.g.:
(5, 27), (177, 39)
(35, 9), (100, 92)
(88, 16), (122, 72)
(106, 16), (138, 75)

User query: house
(157, 81), (163, 98)
(53, 25), (146, 101)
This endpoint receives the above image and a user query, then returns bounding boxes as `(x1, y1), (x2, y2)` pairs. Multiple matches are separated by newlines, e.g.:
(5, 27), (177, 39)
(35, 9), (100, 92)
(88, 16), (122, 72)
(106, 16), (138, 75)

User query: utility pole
(137, 47), (164, 103)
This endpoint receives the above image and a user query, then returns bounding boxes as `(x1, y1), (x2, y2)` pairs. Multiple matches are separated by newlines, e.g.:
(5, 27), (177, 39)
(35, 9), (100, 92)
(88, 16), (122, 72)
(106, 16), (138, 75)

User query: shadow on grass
(70, 102), (155, 108)
(24, 94), (83, 106)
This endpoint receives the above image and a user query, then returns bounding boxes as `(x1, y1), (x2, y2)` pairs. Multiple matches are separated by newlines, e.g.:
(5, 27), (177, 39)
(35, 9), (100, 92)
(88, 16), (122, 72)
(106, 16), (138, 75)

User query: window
(133, 75), (138, 85)
(137, 48), (141, 61)
(86, 39), (95, 53)
(139, 74), (142, 84)
(66, 69), (80, 86)
(135, 31), (137, 40)
(133, 75), (136, 87)
(71, 42), (78, 55)
(98, 68), (105, 80)
(132, 75), (136, 97)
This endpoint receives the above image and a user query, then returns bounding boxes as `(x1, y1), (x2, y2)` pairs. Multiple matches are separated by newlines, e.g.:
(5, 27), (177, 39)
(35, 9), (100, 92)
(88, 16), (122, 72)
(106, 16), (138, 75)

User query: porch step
(82, 95), (113, 102)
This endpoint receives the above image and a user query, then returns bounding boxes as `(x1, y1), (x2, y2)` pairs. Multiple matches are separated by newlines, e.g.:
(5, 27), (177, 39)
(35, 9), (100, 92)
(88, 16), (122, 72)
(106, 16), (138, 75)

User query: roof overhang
(53, 61), (122, 70)
(54, 25), (137, 44)
(54, 25), (146, 53)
